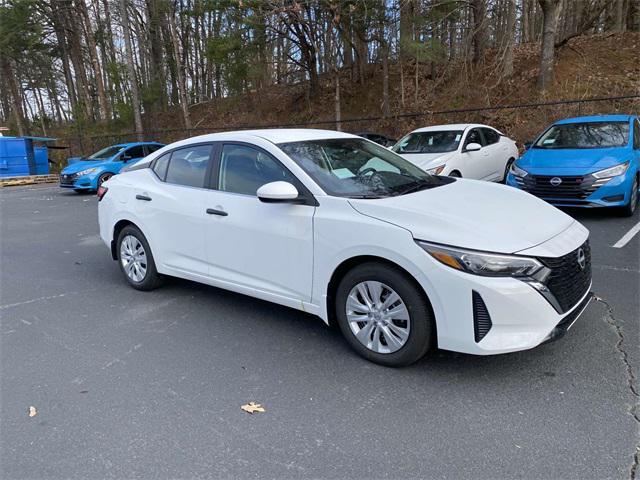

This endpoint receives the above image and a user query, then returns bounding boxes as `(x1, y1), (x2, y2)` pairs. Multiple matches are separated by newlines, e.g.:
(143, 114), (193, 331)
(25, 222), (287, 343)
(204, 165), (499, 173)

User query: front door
(461, 128), (490, 180)
(204, 143), (315, 303)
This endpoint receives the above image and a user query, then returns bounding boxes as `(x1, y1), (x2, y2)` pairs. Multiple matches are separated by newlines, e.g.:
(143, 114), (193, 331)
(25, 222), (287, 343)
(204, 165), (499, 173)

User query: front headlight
(510, 162), (528, 178)
(416, 241), (549, 279)
(76, 167), (98, 176)
(591, 162), (629, 179)
(426, 165), (445, 175)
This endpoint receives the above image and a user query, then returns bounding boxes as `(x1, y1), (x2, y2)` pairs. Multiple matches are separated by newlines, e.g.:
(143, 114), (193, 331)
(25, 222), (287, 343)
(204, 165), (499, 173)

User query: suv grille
(538, 240), (592, 313)
(515, 175), (608, 200)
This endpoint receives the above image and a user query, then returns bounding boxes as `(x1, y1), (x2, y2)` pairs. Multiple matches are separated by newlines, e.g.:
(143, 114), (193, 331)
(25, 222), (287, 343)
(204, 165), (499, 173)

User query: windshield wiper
(348, 194), (388, 199)
(392, 180), (434, 196)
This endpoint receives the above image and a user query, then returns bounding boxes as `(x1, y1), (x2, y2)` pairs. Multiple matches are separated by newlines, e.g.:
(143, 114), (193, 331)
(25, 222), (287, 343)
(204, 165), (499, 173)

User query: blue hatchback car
(60, 142), (165, 192)
(506, 115), (640, 216)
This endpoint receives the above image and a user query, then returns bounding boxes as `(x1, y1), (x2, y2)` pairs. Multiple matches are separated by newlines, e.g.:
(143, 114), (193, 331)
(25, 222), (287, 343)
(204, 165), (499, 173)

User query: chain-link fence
(58, 94), (640, 161)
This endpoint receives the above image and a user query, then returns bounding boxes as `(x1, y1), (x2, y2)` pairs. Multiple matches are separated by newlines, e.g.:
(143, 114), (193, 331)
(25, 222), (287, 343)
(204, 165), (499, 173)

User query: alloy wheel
(345, 281), (410, 354)
(120, 234), (147, 282)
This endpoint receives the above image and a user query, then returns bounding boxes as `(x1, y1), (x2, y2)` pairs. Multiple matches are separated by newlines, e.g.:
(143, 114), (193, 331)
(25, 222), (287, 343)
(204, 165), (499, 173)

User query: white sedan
(392, 123), (519, 181)
(98, 129), (592, 366)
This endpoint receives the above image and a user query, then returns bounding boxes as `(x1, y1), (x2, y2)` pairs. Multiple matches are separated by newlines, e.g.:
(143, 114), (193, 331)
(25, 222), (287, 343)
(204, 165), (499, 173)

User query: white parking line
(612, 221), (640, 248)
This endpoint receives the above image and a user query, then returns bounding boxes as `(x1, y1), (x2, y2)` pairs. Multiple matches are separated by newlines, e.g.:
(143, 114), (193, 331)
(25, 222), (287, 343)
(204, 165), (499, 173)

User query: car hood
(348, 179), (576, 254)
(62, 160), (105, 174)
(518, 147), (630, 175)
(397, 151), (457, 170)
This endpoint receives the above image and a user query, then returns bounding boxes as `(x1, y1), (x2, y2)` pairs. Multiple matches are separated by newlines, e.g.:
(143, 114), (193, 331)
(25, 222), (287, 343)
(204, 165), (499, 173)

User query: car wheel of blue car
(622, 175), (638, 217)
(98, 173), (113, 186)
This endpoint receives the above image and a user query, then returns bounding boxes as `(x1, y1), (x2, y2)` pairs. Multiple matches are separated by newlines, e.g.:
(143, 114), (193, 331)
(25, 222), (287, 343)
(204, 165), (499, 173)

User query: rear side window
(482, 128), (500, 145)
(146, 144), (163, 155)
(124, 145), (146, 159)
(165, 145), (212, 188)
(152, 153), (171, 180)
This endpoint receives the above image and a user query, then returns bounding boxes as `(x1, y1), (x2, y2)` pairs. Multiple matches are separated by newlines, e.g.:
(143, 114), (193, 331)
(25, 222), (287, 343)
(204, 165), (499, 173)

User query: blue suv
(506, 115), (639, 216)
(60, 142), (165, 192)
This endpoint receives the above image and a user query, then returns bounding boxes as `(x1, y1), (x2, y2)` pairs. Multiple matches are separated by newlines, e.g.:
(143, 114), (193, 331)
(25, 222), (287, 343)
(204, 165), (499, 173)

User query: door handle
(206, 208), (228, 216)
(136, 194), (152, 201)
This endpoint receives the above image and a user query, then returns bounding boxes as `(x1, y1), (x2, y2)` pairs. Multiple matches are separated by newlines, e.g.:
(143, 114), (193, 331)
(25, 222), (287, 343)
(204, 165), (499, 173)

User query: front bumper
(506, 170), (635, 208)
(414, 231), (591, 355)
(59, 172), (97, 190)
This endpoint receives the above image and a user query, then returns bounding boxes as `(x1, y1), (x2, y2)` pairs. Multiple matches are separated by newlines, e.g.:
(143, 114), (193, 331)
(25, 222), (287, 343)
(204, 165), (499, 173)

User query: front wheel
(117, 225), (162, 291)
(503, 158), (515, 183)
(335, 262), (435, 366)
(621, 175), (638, 217)
(449, 171), (461, 178)
(98, 172), (113, 187)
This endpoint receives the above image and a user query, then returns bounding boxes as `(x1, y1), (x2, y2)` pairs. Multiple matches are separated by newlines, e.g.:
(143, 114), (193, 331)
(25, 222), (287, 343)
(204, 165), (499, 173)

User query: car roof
(410, 124), (494, 133)
(181, 128), (358, 145)
(555, 115), (634, 125)
(112, 141), (165, 148)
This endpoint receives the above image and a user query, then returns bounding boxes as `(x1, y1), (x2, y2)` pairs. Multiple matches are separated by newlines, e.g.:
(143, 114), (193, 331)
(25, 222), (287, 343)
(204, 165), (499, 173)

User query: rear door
(480, 128), (505, 181)
(203, 142), (315, 303)
(133, 144), (214, 277)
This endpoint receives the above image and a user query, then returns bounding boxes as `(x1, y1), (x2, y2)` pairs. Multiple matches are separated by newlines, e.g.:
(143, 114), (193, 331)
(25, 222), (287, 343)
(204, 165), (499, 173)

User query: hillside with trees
(0, 0), (638, 150)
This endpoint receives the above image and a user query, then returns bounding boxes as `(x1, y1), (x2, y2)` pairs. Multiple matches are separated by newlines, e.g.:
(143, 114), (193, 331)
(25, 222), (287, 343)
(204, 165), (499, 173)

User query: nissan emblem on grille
(550, 177), (562, 186)
(577, 248), (586, 270)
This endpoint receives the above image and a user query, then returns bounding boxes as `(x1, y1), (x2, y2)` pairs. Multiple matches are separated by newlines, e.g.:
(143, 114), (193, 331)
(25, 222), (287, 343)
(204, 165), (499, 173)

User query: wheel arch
(110, 219), (140, 260)
(325, 255), (437, 344)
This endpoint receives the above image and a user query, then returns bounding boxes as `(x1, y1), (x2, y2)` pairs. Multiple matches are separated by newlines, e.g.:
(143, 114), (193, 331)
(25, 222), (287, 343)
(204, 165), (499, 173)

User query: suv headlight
(591, 162), (629, 179)
(416, 241), (549, 279)
(510, 162), (528, 178)
(76, 167), (98, 176)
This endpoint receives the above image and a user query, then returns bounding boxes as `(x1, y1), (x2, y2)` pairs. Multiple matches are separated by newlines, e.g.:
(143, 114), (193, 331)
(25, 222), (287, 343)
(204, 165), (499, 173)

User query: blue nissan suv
(60, 142), (165, 192)
(506, 115), (639, 216)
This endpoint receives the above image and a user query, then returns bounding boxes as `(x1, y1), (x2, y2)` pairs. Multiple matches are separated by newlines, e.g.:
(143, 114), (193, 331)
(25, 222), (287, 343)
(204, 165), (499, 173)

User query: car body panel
(60, 142), (164, 191)
(393, 124), (519, 181)
(507, 115), (640, 209)
(99, 129), (591, 357)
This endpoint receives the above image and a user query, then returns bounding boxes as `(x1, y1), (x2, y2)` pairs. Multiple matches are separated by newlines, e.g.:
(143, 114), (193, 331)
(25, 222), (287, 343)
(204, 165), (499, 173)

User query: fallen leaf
(28, 406), (37, 417)
(241, 402), (265, 414)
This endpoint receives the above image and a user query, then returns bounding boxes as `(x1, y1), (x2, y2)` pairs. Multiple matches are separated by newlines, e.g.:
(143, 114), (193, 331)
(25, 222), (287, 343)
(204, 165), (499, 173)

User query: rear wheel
(117, 225), (162, 291)
(335, 262), (435, 366)
(621, 175), (638, 217)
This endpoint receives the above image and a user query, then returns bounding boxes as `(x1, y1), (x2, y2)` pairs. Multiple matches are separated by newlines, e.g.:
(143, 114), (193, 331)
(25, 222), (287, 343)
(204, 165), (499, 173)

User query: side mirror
(257, 181), (300, 203)
(465, 142), (482, 152)
(523, 141), (533, 150)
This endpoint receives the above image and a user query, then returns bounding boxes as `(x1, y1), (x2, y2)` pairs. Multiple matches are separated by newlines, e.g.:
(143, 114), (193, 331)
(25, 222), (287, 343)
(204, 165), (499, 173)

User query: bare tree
(119, 0), (144, 140)
(537, 0), (561, 89)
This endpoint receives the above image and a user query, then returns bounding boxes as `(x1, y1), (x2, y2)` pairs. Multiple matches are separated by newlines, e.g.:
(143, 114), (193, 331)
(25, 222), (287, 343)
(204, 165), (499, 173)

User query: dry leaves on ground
(241, 402), (265, 414)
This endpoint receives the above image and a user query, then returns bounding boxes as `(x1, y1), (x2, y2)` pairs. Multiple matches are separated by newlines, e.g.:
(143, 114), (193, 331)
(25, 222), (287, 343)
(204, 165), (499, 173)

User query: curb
(0, 175), (60, 188)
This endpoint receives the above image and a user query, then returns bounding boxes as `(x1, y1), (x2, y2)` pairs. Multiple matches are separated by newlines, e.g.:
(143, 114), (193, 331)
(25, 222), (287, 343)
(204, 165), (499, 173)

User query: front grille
(472, 291), (492, 343)
(60, 173), (77, 185)
(516, 175), (608, 200)
(539, 240), (592, 313)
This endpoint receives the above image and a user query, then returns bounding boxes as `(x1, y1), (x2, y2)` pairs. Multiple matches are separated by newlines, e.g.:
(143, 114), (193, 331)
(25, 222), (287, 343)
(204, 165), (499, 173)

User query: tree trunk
(119, 0), (144, 140)
(503, 0), (517, 76)
(472, 0), (487, 63)
(145, 0), (168, 110)
(399, 0), (415, 59)
(334, 70), (341, 131)
(168, 9), (192, 130)
(0, 57), (26, 136)
(537, 0), (561, 90)
(78, 0), (110, 120)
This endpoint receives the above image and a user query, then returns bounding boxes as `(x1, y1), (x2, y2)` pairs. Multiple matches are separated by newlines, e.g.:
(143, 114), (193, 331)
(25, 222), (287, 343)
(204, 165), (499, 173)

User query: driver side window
(464, 129), (484, 149)
(218, 144), (296, 196)
(121, 145), (145, 161)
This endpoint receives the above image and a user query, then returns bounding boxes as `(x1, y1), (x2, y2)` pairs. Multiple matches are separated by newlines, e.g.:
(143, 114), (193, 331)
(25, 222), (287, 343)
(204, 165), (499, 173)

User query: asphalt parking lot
(1, 184), (638, 479)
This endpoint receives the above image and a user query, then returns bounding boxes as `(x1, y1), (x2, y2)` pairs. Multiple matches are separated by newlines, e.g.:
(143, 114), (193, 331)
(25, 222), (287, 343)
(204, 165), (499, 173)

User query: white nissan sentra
(98, 129), (592, 366)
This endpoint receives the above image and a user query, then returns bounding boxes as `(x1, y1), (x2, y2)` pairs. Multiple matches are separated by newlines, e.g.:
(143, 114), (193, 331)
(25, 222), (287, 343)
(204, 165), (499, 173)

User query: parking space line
(612, 221), (640, 248)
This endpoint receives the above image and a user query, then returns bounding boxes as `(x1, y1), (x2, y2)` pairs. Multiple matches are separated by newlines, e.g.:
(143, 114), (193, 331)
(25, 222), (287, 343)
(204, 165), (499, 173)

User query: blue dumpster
(0, 136), (54, 177)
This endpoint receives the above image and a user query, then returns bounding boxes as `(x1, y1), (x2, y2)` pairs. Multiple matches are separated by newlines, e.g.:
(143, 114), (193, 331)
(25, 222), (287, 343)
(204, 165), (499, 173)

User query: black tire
(334, 262), (435, 367)
(449, 171), (461, 178)
(98, 172), (113, 187)
(503, 158), (515, 183)
(74, 189), (88, 194)
(620, 175), (638, 217)
(116, 225), (162, 291)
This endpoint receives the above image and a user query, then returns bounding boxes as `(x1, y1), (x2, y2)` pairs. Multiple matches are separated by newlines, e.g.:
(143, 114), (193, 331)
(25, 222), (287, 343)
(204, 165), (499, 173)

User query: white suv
(98, 129), (592, 366)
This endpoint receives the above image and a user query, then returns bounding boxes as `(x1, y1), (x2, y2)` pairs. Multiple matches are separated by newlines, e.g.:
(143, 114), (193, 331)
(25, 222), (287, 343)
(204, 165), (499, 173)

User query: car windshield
(279, 138), (450, 198)
(534, 122), (629, 149)
(87, 146), (124, 160)
(392, 130), (463, 154)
